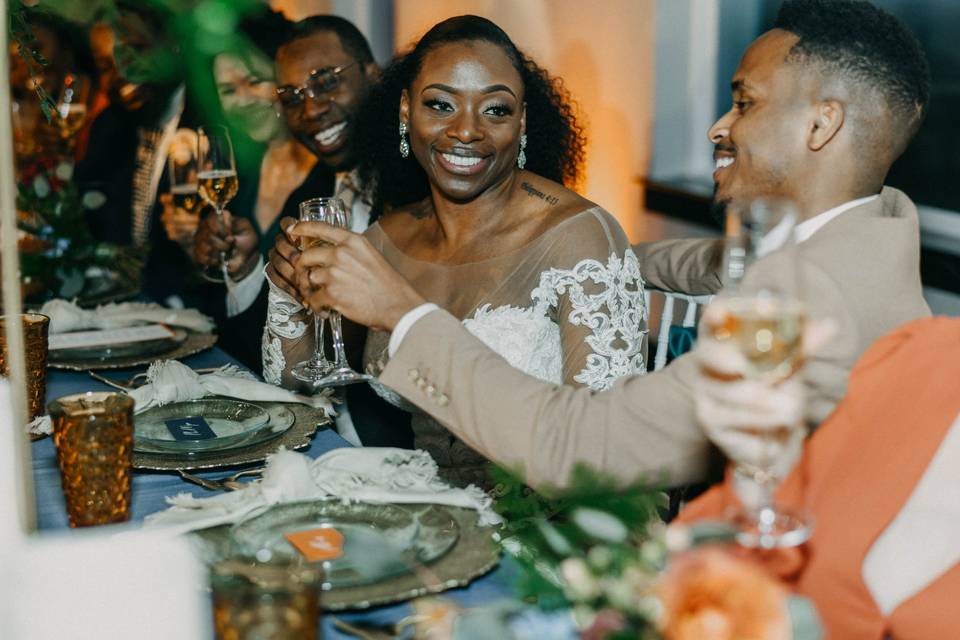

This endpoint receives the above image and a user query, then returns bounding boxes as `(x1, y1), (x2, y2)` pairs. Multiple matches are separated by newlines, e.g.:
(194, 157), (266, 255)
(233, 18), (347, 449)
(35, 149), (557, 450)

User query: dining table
(31, 344), (515, 638)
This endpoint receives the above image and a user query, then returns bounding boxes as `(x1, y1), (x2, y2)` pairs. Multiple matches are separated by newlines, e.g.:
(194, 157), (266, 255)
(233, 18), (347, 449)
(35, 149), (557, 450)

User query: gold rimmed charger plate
(193, 503), (500, 611)
(133, 402), (331, 471)
(49, 330), (218, 371)
(320, 504), (500, 610)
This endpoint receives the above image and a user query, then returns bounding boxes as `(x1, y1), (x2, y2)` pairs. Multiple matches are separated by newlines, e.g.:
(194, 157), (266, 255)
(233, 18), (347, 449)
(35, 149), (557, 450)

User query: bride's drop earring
(399, 122), (410, 158)
(517, 133), (527, 169)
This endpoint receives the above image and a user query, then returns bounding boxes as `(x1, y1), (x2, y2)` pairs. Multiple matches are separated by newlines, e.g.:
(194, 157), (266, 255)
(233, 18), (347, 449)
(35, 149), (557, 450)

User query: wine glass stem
(330, 313), (349, 367)
(216, 207), (229, 281)
(313, 315), (327, 364)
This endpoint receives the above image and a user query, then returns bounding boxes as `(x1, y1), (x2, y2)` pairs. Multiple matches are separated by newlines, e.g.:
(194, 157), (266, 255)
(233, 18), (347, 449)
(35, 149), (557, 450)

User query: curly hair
(774, 0), (929, 154)
(354, 15), (586, 215)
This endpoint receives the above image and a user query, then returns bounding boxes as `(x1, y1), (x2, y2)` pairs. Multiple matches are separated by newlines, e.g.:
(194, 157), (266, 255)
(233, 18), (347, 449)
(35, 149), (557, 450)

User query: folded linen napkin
(129, 360), (334, 413)
(28, 415), (52, 436)
(145, 447), (501, 535)
(40, 299), (215, 334)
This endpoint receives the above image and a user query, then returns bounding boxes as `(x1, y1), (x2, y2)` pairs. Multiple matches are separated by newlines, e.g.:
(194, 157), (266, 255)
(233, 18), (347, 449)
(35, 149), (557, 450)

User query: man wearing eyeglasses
(193, 16), (413, 448)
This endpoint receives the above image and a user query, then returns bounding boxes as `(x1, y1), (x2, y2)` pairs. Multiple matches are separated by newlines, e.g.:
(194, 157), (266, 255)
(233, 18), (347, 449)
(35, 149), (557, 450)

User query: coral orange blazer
(680, 317), (960, 639)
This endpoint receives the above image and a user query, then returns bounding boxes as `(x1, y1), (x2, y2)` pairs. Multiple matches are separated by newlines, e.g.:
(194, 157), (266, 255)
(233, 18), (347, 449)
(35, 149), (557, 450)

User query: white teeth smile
(716, 157), (735, 170)
(315, 122), (347, 146)
(441, 153), (483, 167)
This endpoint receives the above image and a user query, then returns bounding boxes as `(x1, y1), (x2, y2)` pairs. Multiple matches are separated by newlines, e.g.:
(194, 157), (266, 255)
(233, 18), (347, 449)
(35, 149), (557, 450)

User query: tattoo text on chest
(521, 182), (560, 205)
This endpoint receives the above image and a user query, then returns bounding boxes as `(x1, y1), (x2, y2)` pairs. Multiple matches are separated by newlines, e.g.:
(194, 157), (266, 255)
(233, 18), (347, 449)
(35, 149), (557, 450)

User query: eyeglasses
(275, 62), (358, 109)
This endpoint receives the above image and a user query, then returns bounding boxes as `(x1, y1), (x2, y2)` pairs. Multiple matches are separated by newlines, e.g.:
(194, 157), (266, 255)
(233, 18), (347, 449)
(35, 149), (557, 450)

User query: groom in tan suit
(291, 0), (932, 488)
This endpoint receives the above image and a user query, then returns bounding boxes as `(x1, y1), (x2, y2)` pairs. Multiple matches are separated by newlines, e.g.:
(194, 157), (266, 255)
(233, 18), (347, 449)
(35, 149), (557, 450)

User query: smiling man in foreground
(292, 0), (932, 488)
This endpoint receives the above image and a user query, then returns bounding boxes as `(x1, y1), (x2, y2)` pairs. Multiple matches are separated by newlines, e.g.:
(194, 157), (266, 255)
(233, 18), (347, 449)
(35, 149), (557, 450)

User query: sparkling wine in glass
(168, 129), (204, 216)
(292, 197), (372, 387)
(197, 125), (238, 283)
(291, 198), (336, 384)
(710, 197), (811, 549)
(54, 73), (90, 152)
(171, 184), (203, 214)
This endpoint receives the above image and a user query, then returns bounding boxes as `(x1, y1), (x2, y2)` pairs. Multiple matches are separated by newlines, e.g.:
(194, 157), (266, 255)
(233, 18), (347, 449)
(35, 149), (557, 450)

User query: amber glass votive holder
(0, 313), (50, 420)
(49, 391), (135, 528)
(211, 556), (322, 640)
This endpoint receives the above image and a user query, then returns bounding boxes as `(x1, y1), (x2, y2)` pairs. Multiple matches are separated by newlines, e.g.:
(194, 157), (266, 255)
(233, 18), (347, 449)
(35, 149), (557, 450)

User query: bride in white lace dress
(267, 16), (647, 487)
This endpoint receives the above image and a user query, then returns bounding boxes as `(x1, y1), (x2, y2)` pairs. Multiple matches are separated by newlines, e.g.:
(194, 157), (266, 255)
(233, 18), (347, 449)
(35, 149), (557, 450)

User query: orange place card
(285, 527), (345, 562)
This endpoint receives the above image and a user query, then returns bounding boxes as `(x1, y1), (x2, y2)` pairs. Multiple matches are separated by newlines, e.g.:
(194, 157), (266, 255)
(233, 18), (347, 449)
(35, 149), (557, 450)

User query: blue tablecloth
(33, 346), (513, 638)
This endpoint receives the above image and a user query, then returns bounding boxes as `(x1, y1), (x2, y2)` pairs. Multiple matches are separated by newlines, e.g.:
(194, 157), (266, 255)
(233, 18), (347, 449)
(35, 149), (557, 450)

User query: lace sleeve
(261, 271), (313, 387)
(532, 210), (648, 390)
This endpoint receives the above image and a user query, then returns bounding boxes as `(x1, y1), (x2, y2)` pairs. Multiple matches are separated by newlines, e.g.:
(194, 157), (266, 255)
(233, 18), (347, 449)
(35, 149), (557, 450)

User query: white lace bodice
(463, 249), (646, 390)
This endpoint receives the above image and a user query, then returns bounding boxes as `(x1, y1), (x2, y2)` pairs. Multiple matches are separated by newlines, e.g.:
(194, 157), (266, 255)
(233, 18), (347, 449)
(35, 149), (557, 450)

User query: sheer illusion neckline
(371, 206), (605, 268)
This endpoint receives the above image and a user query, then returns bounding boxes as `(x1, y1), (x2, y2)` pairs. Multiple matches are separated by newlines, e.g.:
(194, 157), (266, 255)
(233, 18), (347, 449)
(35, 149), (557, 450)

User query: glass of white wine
(709, 197), (811, 549)
(168, 129), (203, 217)
(197, 125), (239, 283)
(291, 198), (337, 383)
(291, 197), (372, 388)
(54, 73), (90, 154)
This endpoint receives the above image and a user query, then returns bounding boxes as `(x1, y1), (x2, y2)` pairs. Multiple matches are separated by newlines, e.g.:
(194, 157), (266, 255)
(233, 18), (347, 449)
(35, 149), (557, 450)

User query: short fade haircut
(280, 15), (374, 66)
(774, 0), (929, 153)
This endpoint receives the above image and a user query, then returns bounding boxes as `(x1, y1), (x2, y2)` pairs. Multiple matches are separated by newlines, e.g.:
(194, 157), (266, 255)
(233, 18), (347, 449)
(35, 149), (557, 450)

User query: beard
(710, 183), (728, 226)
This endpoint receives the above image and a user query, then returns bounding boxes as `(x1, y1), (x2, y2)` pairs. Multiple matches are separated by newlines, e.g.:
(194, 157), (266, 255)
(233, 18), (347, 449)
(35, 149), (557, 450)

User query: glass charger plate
(231, 501), (460, 590)
(49, 330), (218, 371)
(133, 401), (330, 471)
(133, 399), (292, 456)
(193, 504), (499, 611)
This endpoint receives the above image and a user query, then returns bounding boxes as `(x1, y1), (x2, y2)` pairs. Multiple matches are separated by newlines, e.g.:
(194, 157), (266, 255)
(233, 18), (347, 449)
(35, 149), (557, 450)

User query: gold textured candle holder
(211, 556), (322, 640)
(0, 313), (49, 420)
(49, 391), (134, 527)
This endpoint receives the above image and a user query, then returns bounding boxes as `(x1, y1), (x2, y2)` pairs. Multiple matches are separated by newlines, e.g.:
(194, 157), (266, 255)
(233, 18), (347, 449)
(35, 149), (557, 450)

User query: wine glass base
(312, 367), (373, 388)
(727, 504), (812, 549)
(291, 360), (335, 383)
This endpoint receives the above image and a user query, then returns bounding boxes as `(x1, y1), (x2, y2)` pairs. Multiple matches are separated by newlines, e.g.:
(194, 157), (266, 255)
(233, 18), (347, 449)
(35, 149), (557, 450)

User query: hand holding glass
(197, 125), (239, 283)
(708, 198), (810, 549)
(291, 197), (372, 387)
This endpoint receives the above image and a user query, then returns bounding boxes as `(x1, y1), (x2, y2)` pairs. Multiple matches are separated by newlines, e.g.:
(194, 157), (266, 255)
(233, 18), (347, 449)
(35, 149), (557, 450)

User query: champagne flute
(709, 198), (811, 549)
(53, 73), (90, 155)
(197, 125), (239, 283)
(294, 197), (373, 387)
(168, 129), (204, 217)
(291, 198), (336, 383)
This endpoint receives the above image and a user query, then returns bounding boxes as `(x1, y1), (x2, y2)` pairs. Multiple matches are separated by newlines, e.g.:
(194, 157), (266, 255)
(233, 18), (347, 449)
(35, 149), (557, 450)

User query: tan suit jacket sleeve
(632, 238), (724, 294)
(379, 309), (715, 489)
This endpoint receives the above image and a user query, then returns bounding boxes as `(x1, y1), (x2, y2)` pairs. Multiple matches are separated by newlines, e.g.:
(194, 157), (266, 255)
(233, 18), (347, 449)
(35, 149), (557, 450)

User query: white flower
(81, 190), (107, 210)
(603, 577), (637, 612)
(571, 507), (628, 543)
(664, 524), (693, 554)
(560, 558), (601, 601)
(54, 161), (74, 181)
(32, 175), (50, 198)
(640, 539), (666, 566)
(587, 545), (613, 571)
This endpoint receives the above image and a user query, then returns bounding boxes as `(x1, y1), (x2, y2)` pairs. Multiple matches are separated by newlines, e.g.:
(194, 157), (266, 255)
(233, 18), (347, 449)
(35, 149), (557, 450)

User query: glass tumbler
(49, 391), (135, 527)
(211, 556), (322, 640)
(0, 313), (50, 420)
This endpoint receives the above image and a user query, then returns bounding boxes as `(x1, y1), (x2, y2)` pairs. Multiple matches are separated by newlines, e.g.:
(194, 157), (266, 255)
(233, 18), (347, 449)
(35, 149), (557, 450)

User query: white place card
(48, 324), (176, 351)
